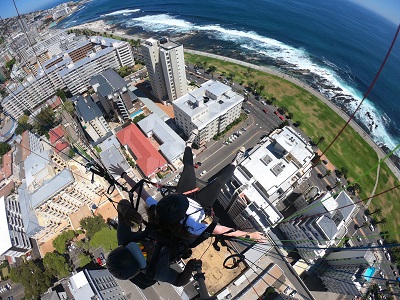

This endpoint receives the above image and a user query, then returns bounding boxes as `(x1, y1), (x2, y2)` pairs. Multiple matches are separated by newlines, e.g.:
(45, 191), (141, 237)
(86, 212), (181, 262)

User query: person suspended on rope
(106, 129), (266, 287)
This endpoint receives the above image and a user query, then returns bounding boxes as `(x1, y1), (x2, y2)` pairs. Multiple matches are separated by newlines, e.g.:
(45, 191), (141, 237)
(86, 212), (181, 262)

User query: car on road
(379, 271), (384, 277)
(356, 235), (362, 242)
(274, 111), (279, 115)
(377, 239), (383, 245)
(363, 215), (368, 222)
(244, 109), (250, 114)
(200, 170), (207, 177)
(262, 108), (268, 113)
(394, 271), (398, 276)
(369, 224), (375, 231)
(386, 252), (391, 261)
(279, 115), (285, 121)
(289, 290), (298, 297)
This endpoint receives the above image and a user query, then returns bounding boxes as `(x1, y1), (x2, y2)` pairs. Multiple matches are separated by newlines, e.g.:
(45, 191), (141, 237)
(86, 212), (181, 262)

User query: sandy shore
(69, 20), (142, 41)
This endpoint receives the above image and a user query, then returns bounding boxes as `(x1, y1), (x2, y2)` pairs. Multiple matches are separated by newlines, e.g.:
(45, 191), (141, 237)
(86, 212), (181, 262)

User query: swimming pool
(130, 109), (143, 119)
(364, 267), (375, 281)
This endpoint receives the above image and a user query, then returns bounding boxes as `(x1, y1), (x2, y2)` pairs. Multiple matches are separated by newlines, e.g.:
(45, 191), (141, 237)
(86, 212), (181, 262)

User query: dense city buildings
(0, 195), (32, 259)
(218, 126), (314, 230)
(141, 38), (188, 103)
(2, 36), (135, 119)
(173, 80), (244, 146)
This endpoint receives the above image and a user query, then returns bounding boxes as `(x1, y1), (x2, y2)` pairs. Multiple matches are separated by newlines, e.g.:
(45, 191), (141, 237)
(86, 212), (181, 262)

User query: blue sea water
(56, 0), (400, 153)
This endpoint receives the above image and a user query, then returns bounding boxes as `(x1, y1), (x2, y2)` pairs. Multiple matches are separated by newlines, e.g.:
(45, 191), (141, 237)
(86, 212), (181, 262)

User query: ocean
(55, 0), (400, 154)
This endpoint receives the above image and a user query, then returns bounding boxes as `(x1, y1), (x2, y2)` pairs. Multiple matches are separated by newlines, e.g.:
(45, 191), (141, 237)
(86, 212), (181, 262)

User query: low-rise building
(138, 113), (185, 168)
(173, 80), (244, 147)
(74, 95), (112, 144)
(116, 123), (168, 179)
(68, 269), (127, 300)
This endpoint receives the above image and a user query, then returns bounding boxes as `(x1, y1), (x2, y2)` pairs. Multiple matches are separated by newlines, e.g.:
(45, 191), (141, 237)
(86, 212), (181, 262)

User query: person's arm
(109, 164), (151, 202)
(213, 225), (267, 243)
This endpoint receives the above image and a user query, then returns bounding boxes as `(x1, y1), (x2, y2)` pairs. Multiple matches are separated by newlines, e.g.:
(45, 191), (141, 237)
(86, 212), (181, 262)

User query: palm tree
(372, 208), (382, 215)
(258, 85), (265, 95)
(202, 61), (207, 71)
(377, 218), (387, 225)
(228, 73), (235, 81)
(208, 65), (217, 79)
(253, 81), (259, 93)
(323, 170), (332, 178)
(316, 136), (325, 145)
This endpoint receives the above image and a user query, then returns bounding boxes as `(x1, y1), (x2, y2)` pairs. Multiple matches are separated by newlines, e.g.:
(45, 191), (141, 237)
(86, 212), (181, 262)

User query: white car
(385, 252), (391, 261)
(363, 215), (368, 222)
(200, 170), (207, 176)
(369, 224), (375, 231)
(377, 239), (383, 246)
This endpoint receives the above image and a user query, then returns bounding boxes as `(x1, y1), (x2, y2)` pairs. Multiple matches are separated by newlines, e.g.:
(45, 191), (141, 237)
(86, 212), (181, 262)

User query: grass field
(184, 52), (400, 241)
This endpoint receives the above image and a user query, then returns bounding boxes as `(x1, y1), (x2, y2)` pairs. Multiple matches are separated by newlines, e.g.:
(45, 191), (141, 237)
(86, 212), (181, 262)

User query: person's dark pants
(116, 200), (192, 287)
(176, 147), (236, 208)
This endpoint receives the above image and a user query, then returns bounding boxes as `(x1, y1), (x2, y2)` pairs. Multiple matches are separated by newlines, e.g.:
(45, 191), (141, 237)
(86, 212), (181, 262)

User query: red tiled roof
(55, 141), (69, 153)
(2, 149), (13, 179)
(0, 181), (15, 198)
(116, 124), (167, 177)
(50, 126), (65, 144)
(47, 96), (62, 109)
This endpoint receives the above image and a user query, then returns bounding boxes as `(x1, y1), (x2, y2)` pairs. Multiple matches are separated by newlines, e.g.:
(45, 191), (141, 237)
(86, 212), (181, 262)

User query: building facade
(279, 191), (356, 263)
(141, 38), (188, 103)
(0, 195), (32, 258)
(173, 80), (244, 147)
(74, 95), (112, 144)
(2, 36), (135, 119)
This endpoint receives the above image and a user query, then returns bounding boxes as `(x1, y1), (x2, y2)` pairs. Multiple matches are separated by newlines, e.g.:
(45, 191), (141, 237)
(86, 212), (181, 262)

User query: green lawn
(185, 52), (400, 241)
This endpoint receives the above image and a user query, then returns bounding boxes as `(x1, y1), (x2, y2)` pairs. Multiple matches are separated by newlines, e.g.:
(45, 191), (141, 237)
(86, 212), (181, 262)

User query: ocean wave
(123, 13), (399, 153)
(102, 9), (140, 17)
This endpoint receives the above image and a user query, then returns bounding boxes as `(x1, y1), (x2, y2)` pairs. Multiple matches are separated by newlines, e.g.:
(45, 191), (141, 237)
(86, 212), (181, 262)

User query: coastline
(66, 20), (400, 180)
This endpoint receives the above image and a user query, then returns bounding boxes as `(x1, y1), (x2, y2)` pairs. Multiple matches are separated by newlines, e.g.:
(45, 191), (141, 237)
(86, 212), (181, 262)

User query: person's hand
(248, 232), (267, 243)
(185, 259), (202, 272)
(118, 199), (143, 226)
(109, 164), (125, 177)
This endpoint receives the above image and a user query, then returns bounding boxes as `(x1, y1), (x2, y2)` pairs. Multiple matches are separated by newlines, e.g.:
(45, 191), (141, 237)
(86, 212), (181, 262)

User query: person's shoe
(232, 147), (246, 165)
(186, 129), (199, 147)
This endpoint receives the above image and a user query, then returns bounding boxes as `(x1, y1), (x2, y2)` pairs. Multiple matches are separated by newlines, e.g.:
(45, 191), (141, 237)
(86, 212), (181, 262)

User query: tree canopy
(78, 253), (92, 268)
(10, 260), (52, 299)
(90, 227), (118, 251)
(43, 251), (71, 278)
(80, 214), (107, 238)
(15, 114), (34, 135)
(34, 106), (58, 136)
(0, 142), (11, 156)
(52, 230), (76, 253)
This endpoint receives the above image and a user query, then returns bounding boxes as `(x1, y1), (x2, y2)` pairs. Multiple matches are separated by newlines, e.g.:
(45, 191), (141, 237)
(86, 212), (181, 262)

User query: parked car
(244, 109), (250, 114)
(262, 108), (268, 113)
(369, 224), (375, 231)
(279, 115), (285, 121)
(289, 290), (298, 297)
(356, 235), (362, 242)
(96, 256), (106, 266)
(386, 252), (391, 261)
(363, 215), (368, 222)
(283, 286), (293, 295)
(377, 239), (383, 245)
(200, 170), (207, 176)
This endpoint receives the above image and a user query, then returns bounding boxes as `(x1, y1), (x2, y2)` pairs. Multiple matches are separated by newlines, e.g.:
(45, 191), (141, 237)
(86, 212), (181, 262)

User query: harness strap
(189, 217), (219, 248)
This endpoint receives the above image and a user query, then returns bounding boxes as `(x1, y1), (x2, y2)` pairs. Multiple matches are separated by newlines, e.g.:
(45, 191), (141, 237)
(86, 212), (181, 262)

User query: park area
(184, 52), (400, 242)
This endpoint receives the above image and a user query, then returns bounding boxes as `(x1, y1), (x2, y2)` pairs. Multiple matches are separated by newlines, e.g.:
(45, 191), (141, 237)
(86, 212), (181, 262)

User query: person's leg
(116, 199), (139, 245)
(196, 147), (245, 208)
(176, 129), (199, 194)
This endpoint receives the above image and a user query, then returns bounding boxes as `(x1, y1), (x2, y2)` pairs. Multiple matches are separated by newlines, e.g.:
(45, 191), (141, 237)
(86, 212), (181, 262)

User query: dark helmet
(106, 243), (146, 280)
(155, 194), (189, 224)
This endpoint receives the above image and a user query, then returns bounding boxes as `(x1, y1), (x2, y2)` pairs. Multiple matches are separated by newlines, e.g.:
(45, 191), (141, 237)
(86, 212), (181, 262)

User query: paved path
(184, 49), (400, 180)
(365, 158), (381, 209)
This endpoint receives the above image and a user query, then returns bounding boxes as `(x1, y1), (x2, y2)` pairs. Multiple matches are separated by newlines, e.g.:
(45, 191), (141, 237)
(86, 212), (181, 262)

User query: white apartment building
(52, 4), (71, 20)
(218, 126), (314, 230)
(74, 95), (111, 144)
(2, 36), (135, 119)
(0, 195), (32, 258)
(141, 38), (188, 103)
(279, 191), (356, 263)
(18, 149), (105, 243)
(173, 80), (243, 146)
(319, 250), (376, 296)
